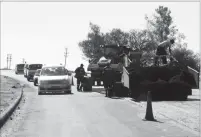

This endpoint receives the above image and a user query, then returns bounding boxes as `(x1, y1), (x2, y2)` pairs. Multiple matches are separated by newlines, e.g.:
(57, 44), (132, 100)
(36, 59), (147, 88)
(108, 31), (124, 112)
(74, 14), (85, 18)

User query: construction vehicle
(90, 44), (197, 100)
(87, 44), (123, 86)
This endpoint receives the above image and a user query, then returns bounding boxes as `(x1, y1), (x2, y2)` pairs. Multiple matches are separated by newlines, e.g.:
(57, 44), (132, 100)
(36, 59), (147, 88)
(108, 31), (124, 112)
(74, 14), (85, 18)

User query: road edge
(0, 86), (24, 128)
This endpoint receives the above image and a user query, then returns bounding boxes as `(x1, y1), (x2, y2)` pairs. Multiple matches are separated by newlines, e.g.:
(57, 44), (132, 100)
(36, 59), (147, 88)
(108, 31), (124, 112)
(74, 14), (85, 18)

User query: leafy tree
(128, 29), (157, 53)
(145, 6), (176, 42)
(79, 6), (199, 72)
(145, 6), (200, 72)
(104, 28), (129, 46)
(172, 46), (200, 71)
(78, 22), (105, 60)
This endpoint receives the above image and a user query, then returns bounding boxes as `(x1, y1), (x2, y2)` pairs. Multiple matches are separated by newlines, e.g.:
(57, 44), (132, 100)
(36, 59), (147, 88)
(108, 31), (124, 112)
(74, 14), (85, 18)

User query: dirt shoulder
(0, 75), (22, 114)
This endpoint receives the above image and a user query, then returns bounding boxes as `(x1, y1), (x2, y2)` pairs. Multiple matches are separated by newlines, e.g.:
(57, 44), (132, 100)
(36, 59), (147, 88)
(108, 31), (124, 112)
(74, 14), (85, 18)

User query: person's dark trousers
(77, 77), (84, 91)
(155, 46), (168, 65)
(77, 77), (81, 91)
(79, 77), (85, 91)
(161, 56), (167, 64)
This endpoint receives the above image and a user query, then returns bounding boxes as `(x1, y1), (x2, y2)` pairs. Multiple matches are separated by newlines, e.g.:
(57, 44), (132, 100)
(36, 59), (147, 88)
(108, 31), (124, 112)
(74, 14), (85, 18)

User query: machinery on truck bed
(87, 44), (123, 86)
(88, 44), (197, 100)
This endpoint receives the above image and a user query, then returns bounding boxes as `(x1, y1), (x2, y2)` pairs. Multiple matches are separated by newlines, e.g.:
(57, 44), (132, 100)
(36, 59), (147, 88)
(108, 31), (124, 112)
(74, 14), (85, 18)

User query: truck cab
(26, 64), (43, 81)
(15, 64), (25, 74)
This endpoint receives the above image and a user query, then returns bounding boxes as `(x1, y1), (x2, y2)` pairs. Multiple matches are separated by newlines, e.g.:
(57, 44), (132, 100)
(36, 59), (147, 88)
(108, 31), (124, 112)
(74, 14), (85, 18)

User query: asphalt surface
(0, 70), (199, 137)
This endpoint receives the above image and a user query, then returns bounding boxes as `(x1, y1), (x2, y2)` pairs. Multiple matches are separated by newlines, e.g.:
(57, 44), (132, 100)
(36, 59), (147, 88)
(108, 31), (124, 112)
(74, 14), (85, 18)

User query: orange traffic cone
(71, 76), (74, 86)
(144, 91), (155, 121)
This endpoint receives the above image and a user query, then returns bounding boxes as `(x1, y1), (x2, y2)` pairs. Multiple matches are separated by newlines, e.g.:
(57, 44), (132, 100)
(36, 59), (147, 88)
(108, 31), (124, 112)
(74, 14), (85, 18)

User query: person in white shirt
(155, 38), (175, 65)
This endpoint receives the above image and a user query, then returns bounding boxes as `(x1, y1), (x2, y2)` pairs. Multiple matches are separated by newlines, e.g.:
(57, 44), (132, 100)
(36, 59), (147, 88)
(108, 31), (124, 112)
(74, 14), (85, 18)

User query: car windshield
(17, 64), (25, 69)
(29, 64), (42, 70)
(40, 67), (67, 76)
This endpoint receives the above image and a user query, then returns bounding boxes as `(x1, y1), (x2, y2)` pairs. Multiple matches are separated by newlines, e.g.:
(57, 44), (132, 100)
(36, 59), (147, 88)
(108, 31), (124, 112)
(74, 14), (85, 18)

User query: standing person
(102, 64), (116, 97)
(75, 64), (86, 91)
(155, 38), (175, 65)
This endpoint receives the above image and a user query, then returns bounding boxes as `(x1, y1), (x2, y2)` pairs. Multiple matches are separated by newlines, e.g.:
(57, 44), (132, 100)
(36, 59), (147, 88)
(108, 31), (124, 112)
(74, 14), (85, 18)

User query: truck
(88, 44), (197, 101)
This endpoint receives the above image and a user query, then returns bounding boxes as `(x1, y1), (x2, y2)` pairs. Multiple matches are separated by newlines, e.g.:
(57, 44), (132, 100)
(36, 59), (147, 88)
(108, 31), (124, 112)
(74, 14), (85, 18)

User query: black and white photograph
(0, 1), (200, 137)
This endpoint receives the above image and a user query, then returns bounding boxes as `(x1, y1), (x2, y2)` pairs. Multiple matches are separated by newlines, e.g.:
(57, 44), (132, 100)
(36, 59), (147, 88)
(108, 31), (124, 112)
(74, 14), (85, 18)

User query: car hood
(39, 75), (69, 81)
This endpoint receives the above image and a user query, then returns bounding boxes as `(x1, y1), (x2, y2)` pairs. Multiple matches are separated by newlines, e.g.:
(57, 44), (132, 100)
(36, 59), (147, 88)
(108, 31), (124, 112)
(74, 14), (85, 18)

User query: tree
(128, 29), (157, 53)
(145, 6), (200, 72)
(78, 22), (105, 60)
(104, 28), (129, 46)
(172, 46), (200, 71)
(145, 6), (176, 43)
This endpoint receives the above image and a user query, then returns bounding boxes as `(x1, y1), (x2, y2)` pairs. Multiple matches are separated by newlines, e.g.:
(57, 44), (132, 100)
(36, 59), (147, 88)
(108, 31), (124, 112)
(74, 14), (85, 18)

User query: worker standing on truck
(155, 38), (175, 65)
(75, 64), (86, 91)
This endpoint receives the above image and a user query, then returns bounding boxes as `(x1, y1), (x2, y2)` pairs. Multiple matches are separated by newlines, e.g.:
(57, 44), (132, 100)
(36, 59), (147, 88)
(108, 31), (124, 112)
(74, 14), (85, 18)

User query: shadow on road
(186, 98), (200, 101)
(131, 98), (200, 102)
(142, 119), (164, 123)
(39, 92), (74, 95)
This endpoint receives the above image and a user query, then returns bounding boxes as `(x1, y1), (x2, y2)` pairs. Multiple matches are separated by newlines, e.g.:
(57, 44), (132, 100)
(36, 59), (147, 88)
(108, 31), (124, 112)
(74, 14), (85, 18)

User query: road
(0, 70), (199, 137)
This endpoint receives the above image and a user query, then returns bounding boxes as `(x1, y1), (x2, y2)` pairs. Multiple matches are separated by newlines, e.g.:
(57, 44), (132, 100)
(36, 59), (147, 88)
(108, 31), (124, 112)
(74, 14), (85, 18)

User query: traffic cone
(71, 76), (74, 86)
(144, 91), (155, 121)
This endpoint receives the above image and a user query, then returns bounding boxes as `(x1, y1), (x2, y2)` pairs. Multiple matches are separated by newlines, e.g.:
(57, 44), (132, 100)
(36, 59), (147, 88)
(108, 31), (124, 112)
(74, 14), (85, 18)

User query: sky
(1, 2), (200, 71)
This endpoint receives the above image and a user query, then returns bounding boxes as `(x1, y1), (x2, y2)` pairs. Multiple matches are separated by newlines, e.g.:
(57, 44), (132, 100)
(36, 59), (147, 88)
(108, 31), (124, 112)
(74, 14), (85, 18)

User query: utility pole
(7, 54), (12, 69)
(7, 54), (9, 69)
(9, 54), (12, 69)
(64, 48), (68, 68)
(22, 58), (25, 63)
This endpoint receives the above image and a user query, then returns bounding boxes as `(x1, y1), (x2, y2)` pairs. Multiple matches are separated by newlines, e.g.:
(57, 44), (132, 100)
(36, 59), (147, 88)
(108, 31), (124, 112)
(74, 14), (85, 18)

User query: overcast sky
(1, 2), (200, 70)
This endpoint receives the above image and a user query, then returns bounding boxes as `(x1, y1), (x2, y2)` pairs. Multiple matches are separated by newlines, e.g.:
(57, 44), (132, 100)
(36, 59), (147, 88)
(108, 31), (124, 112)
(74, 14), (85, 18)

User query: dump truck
(99, 44), (197, 100)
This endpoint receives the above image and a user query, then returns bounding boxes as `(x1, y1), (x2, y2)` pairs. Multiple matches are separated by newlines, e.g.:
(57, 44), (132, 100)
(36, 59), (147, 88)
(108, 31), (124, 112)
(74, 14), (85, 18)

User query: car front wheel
(38, 87), (42, 95)
(64, 90), (71, 94)
(38, 92), (42, 95)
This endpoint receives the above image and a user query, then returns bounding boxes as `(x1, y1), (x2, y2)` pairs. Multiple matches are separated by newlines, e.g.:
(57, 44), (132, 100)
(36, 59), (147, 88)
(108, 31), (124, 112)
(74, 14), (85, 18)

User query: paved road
(0, 70), (198, 137)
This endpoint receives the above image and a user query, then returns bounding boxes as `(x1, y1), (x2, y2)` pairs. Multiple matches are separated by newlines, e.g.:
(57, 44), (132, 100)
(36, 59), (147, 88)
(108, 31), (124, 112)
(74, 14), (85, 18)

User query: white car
(38, 65), (72, 95)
